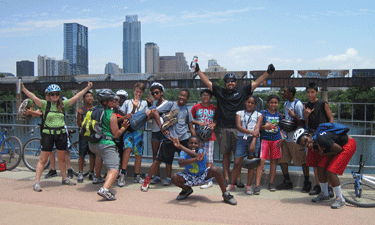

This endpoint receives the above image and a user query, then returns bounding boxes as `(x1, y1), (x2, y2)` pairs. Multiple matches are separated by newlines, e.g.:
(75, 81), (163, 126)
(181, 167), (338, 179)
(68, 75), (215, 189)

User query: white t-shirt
(284, 99), (304, 142)
(236, 110), (262, 137)
(120, 99), (148, 114)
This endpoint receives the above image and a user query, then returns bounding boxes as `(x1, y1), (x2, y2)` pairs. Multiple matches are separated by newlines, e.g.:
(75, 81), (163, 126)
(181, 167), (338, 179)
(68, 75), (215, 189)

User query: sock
(333, 186), (343, 200)
(283, 173), (290, 181)
(134, 173), (139, 177)
(304, 176), (310, 182)
(103, 188), (109, 192)
(121, 169), (127, 175)
(320, 182), (329, 196)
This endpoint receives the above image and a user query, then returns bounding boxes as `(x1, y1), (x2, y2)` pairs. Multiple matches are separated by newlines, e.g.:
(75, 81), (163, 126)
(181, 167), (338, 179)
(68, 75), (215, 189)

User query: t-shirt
(236, 110), (262, 137)
(212, 83), (253, 128)
(99, 108), (115, 146)
(283, 99), (304, 142)
(305, 99), (329, 131)
(260, 109), (283, 141)
(151, 100), (168, 132)
(41, 99), (70, 134)
(179, 148), (207, 175)
(157, 101), (193, 141)
(121, 99), (148, 131)
(314, 132), (349, 154)
(191, 103), (217, 141)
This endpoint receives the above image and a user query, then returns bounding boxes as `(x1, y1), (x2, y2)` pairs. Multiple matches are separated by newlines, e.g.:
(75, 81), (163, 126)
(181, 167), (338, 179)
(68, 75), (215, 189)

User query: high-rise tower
(123, 15), (141, 73)
(145, 42), (159, 74)
(64, 23), (88, 75)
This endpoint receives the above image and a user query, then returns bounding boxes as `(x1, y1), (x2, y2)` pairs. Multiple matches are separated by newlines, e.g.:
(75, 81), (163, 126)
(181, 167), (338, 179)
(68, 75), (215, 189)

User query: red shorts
(318, 139), (356, 175)
(260, 139), (281, 160)
(306, 147), (323, 167)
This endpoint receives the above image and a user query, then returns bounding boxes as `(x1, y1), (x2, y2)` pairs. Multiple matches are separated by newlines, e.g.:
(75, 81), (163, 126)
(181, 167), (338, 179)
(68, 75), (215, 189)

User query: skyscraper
(105, 62), (120, 74)
(38, 55), (70, 76)
(145, 42), (159, 74)
(16, 60), (34, 77)
(123, 15), (141, 73)
(64, 23), (88, 75)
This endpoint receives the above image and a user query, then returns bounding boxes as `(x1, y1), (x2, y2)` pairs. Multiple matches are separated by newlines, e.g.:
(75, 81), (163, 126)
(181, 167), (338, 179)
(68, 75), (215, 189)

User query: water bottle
(190, 56), (198, 72)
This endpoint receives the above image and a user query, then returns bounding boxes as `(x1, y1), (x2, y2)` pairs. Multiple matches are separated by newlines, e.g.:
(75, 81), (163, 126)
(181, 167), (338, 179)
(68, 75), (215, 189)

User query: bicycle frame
(353, 173), (375, 197)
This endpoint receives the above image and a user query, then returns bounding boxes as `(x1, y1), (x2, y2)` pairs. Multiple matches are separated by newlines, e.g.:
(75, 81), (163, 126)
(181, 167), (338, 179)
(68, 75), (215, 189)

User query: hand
(145, 97), (153, 105)
(249, 143), (255, 153)
(191, 62), (200, 73)
(304, 105), (314, 118)
(207, 123), (215, 130)
(121, 119), (130, 130)
(286, 108), (296, 118)
(76, 108), (83, 115)
(264, 122), (273, 130)
(169, 135), (181, 148)
(163, 130), (170, 136)
(198, 121), (205, 127)
(276, 139), (284, 148)
(23, 108), (32, 116)
(125, 113), (133, 119)
(267, 64), (275, 75)
(196, 150), (208, 161)
(21, 82), (25, 90)
(87, 81), (93, 88)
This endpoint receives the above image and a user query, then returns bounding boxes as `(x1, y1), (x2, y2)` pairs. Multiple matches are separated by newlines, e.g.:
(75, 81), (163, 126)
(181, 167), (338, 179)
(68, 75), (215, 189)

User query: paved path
(1, 167), (373, 225)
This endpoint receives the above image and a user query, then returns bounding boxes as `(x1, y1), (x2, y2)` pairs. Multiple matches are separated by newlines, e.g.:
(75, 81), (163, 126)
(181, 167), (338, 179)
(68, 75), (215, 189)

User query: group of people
(19, 60), (356, 209)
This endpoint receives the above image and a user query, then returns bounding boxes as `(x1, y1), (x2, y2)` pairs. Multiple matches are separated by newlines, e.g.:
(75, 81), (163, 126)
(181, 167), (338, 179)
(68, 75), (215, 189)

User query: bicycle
(341, 154), (375, 207)
(0, 126), (23, 170)
(22, 125), (50, 171)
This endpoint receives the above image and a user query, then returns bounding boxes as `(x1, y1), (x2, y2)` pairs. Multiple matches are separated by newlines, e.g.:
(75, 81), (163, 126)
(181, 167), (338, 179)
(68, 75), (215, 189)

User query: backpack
(80, 106), (111, 143)
(313, 123), (350, 141)
(0, 158), (6, 171)
(284, 99), (304, 131)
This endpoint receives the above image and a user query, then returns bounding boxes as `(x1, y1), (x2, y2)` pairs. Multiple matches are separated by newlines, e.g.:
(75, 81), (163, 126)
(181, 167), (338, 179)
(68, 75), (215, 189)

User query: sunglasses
(49, 92), (60, 97)
(151, 91), (161, 95)
(225, 80), (236, 83)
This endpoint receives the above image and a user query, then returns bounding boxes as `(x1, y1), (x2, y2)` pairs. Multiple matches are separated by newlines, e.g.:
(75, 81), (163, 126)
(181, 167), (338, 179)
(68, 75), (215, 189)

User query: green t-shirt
(89, 108), (115, 146)
(41, 99), (70, 134)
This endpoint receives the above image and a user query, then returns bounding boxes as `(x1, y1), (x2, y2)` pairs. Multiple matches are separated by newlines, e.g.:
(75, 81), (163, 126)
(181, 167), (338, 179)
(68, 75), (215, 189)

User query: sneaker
(150, 176), (162, 184)
(225, 179), (230, 187)
(268, 183), (276, 192)
(133, 174), (144, 184)
(276, 180), (293, 190)
(309, 185), (321, 195)
(88, 172), (94, 180)
(235, 179), (245, 188)
(222, 191), (237, 205)
(254, 186), (260, 195)
(245, 186), (253, 195)
(118, 174), (126, 187)
(67, 169), (74, 179)
(226, 184), (236, 192)
(93, 177), (105, 184)
(77, 173), (84, 183)
(312, 193), (330, 202)
(62, 178), (76, 186)
(161, 118), (178, 132)
(301, 180), (312, 193)
(163, 177), (172, 186)
(329, 187), (335, 198)
(200, 181), (213, 189)
(140, 177), (151, 192)
(176, 188), (194, 200)
(163, 108), (179, 121)
(33, 182), (42, 192)
(44, 169), (57, 179)
(331, 197), (345, 209)
(97, 187), (116, 201)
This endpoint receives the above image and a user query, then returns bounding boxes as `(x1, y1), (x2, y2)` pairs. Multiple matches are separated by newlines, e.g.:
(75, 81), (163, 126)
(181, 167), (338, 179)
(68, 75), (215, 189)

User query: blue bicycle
(0, 126), (23, 170)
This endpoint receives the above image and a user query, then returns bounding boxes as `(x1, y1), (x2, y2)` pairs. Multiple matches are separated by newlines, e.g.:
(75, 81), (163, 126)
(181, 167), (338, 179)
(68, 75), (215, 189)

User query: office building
(123, 15), (141, 73)
(159, 52), (189, 73)
(38, 55), (70, 76)
(105, 62), (120, 74)
(16, 60), (34, 77)
(205, 59), (227, 72)
(145, 42), (159, 74)
(64, 23), (88, 75)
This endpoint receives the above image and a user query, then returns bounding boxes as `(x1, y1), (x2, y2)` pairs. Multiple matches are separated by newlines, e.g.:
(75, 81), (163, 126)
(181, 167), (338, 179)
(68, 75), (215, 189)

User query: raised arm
(251, 64), (275, 92)
(21, 82), (42, 108)
(195, 63), (213, 92)
(68, 81), (93, 107)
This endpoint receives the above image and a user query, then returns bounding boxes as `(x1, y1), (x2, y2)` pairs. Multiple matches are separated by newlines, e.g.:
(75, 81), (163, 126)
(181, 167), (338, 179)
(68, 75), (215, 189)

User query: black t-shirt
(212, 83), (253, 128)
(314, 132), (349, 153)
(305, 99), (329, 131)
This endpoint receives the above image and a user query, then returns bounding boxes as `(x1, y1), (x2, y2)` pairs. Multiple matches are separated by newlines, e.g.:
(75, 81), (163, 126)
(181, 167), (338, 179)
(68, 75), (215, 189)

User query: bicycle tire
(1, 136), (23, 170)
(22, 137), (50, 172)
(69, 141), (90, 177)
(341, 180), (375, 208)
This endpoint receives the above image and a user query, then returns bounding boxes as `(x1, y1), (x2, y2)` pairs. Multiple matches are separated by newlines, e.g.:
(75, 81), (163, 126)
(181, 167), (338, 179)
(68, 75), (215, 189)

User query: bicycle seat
(68, 129), (76, 134)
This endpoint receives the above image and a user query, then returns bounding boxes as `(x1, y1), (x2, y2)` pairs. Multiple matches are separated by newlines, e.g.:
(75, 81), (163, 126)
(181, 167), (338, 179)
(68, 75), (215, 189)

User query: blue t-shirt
(260, 109), (283, 141)
(179, 148), (207, 175)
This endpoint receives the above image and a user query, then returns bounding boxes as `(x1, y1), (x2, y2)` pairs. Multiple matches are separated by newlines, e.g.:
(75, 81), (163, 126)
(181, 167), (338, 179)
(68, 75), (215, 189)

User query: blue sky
(1, 0), (374, 76)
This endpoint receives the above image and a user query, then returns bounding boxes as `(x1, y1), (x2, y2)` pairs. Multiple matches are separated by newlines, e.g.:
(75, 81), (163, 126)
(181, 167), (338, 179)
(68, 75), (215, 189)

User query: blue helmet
(223, 73), (237, 82)
(46, 84), (61, 93)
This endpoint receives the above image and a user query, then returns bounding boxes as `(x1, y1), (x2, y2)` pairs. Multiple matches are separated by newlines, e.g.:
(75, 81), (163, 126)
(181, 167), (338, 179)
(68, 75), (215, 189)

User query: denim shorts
(151, 131), (164, 142)
(235, 136), (255, 158)
(129, 106), (156, 131)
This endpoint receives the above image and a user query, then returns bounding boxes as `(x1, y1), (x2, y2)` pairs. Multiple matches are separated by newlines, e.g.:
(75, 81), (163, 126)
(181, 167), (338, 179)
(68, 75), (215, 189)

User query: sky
(1, 0), (375, 76)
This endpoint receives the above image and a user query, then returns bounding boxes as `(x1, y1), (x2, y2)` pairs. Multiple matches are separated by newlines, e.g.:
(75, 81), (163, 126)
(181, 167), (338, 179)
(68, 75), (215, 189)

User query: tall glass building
(64, 23), (88, 75)
(123, 15), (141, 73)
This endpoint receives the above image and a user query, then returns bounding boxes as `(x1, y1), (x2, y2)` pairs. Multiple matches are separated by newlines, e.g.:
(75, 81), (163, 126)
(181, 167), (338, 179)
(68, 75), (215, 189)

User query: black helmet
(97, 89), (115, 103)
(197, 126), (213, 142)
(278, 119), (298, 132)
(223, 73), (237, 82)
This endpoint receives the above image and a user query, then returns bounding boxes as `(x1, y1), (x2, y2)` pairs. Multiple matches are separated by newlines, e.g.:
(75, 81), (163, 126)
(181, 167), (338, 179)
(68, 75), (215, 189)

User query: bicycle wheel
(341, 180), (375, 207)
(69, 141), (90, 177)
(1, 136), (23, 170)
(22, 137), (50, 172)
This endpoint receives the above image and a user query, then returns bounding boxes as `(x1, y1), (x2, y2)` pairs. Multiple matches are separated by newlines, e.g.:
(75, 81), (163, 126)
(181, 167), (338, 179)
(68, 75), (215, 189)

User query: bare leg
(247, 169), (255, 187)
(206, 167), (226, 193)
(56, 150), (67, 179)
(120, 147), (132, 170)
(302, 163), (309, 177)
(78, 155), (85, 172)
(65, 152), (71, 169)
(313, 167), (320, 185)
(134, 155), (142, 174)
(50, 152), (56, 170)
(327, 171), (340, 187)
(95, 156), (103, 178)
(35, 151), (51, 182)
(255, 159), (266, 186)
(151, 140), (161, 176)
(145, 160), (162, 180)
(222, 152), (231, 180)
(269, 159), (277, 184)
(171, 174), (189, 190)
(89, 154), (96, 172)
(103, 169), (119, 189)
(279, 163), (289, 176)
(230, 157), (244, 185)
(166, 163), (172, 178)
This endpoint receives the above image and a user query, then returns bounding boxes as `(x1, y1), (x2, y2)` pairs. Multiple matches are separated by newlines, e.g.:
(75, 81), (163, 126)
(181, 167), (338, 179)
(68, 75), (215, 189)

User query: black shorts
(41, 133), (68, 152)
(156, 138), (189, 165)
(78, 135), (95, 156)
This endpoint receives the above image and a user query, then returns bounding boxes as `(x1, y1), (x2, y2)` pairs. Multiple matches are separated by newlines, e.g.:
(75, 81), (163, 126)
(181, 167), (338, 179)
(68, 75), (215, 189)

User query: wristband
(121, 127), (126, 130)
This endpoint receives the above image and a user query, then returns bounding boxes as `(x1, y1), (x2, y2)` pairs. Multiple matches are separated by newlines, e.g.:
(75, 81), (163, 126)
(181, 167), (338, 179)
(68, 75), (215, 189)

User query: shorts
(278, 141), (306, 165)
(123, 130), (144, 156)
(200, 141), (214, 164)
(217, 127), (238, 155)
(156, 138), (188, 165)
(235, 136), (255, 158)
(318, 139), (356, 175)
(88, 143), (119, 170)
(260, 139), (281, 160)
(306, 147), (323, 167)
(129, 106), (156, 131)
(151, 131), (164, 142)
(78, 135), (95, 156)
(41, 133), (67, 152)
(176, 167), (213, 187)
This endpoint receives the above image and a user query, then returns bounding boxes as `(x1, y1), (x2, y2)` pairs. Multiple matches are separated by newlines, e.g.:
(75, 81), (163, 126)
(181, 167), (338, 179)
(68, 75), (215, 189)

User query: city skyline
(1, 0), (375, 76)
(64, 23), (88, 75)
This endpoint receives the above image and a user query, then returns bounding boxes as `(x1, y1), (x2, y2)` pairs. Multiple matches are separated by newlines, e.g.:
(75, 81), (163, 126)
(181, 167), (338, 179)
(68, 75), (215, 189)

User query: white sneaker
(200, 181), (213, 189)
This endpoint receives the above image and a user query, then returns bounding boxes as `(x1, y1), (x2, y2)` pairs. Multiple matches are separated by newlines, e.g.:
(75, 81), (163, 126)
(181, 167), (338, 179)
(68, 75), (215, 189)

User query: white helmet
(293, 128), (307, 143)
(116, 89), (128, 98)
(150, 82), (165, 92)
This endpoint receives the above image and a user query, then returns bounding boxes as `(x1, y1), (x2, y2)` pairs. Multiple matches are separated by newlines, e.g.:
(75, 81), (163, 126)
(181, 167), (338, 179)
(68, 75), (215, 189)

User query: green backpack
(80, 106), (110, 143)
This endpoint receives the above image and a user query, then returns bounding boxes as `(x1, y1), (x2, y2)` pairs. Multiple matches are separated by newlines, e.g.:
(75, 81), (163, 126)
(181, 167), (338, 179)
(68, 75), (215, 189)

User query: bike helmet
(150, 82), (165, 92)
(223, 73), (237, 82)
(293, 128), (307, 144)
(62, 96), (68, 101)
(278, 119), (298, 132)
(197, 126), (213, 142)
(46, 84), (61, 93)
(116, 89), (128, 98)
(97, 89), (115, 102)
(114, 95), (120, 101)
